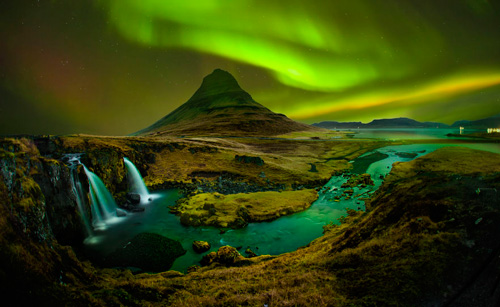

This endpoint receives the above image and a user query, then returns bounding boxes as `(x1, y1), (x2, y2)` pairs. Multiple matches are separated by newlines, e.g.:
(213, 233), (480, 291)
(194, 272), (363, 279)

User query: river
(83, 133), (500, 272)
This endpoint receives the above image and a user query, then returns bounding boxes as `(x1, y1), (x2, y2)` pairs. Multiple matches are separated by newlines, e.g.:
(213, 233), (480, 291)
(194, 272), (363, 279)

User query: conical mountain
(133, 69), (320, 136)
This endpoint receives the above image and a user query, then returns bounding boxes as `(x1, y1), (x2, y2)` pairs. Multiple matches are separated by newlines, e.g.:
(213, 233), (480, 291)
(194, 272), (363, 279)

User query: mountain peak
(132, 69), (320, 136)
(189, 69), (243, 102)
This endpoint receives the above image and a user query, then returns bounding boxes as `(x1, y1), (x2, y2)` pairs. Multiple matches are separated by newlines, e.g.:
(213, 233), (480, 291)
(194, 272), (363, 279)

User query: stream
(82, 142), (500, 272)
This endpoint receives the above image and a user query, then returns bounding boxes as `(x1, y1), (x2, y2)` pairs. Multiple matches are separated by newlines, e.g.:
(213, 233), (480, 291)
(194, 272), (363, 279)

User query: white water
(83, 165), (123, 231)
(66, 154), (93, 237)
(123, 157), (149, 201)
(76, 141), (500, 272)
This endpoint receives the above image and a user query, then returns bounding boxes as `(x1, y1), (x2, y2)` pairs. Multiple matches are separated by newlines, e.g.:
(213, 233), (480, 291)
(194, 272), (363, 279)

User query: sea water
(338, 128), (485, 140)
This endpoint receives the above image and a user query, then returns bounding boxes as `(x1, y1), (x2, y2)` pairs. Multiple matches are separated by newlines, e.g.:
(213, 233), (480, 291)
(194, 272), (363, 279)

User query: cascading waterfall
(83, 165), (121, 230)
(123, 157), (150, 201)
(66, 154), (93, 237)
(65, 155), (156, 246)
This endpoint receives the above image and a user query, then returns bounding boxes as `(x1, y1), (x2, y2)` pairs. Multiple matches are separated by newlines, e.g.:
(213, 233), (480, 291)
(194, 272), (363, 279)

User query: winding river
(83, 140), (500, 272)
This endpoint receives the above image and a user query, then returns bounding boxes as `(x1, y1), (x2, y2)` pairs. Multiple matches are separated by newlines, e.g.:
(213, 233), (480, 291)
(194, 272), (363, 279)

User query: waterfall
(123, 157), (149, 201)
(66, 154), (93, 237)
(83, 165), (121, 230)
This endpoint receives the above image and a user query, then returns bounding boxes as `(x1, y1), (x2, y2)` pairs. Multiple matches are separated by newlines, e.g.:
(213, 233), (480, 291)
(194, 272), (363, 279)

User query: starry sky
(1, 0), (500, 135)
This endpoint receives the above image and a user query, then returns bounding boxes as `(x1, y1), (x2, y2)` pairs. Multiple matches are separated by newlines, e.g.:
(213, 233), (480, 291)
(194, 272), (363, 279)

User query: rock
(104, 232), (186, 272)
(192, 240), (211, 253)
(200, 245), (243, 266)
(200, 252), (217, 266)
(126, 193), (141, 205)
(308, 163), (318, 173)
(342, 173), (374, 188)
(245, 248), (257, 258)
(187, 265), (200, 273)
(215, 245), (242, 265)
(116, 208), (127, 217)
(234, 155), (264, 166)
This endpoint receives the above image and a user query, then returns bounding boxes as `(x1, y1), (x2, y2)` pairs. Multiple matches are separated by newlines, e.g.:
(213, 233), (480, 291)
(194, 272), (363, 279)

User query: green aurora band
(103, 0), (440, 91)
(1, 0), (500, 134)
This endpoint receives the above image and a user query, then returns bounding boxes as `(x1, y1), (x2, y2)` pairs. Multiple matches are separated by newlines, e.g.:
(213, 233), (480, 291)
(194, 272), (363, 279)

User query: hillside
(452, 113), (500, 129)
(313, 117), (450, 129)
(133, 69), (321, 137)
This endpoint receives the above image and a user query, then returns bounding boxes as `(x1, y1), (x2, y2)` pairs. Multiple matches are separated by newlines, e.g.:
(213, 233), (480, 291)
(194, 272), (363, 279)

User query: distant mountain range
(450, 113), (500, 129)
(133, 69), (321, 137)
(313, 114), (500, 129)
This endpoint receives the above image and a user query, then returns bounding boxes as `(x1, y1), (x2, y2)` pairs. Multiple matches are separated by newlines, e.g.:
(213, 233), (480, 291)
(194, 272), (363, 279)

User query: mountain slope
(451, 113), (500, 128)
(133, 69), (319, 137)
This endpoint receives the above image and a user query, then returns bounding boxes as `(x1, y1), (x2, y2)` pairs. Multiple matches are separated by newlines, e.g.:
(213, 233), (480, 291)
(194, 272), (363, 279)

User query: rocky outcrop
(200, 246), (244, 266)
(0, 138), (86, 245)
(0, 138), (98, 305)
(235, 155), (264, 166)
(192, 241), (211, 253)
(104, 232), (186, 272)
(244, 248), (258, 258)
(341, 173), (374, 188)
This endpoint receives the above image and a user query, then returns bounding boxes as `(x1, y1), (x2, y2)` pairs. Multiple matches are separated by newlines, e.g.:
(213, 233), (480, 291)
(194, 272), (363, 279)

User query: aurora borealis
(1, 0), (500, 135)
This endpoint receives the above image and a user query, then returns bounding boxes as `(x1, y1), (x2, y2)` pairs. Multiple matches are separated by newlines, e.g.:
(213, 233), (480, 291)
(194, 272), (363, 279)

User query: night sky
(1, 0), (500, 135)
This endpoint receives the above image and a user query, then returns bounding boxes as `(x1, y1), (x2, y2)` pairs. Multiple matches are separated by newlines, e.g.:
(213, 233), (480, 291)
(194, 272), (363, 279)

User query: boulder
(308, 163), (318, 173)
(187, 265), (200, 273)
(216, 246), (243, 265)
(126, 193), (141, 205)
(192, 240), (211, 253)
(200, 245), (243, 266)
(200, 252), (217, 266)
(234, 155), (264, 166)
(341, 173), (374, 188)
(104, 232), (186, 272)
(116, 208), (127, 217)
(245, 248), (258, 258)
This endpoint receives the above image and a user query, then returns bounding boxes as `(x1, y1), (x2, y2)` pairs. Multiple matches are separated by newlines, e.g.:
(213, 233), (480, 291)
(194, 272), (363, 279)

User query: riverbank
(2, 135), (500, 305)
(26, 146), (496, 306)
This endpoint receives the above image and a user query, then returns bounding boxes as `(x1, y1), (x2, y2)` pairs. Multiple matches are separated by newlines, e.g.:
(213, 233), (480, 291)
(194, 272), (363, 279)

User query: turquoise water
(83, 142), (500, 272)
(337, 128), (485, 140)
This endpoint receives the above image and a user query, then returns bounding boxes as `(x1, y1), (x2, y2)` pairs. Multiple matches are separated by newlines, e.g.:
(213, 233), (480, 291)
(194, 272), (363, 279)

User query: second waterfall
(123, 157), (150, 203)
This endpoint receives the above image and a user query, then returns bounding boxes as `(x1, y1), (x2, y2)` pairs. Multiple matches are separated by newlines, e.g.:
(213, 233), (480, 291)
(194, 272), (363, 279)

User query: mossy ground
(171, 189), (318, 228)
(2, 137), (500, 305)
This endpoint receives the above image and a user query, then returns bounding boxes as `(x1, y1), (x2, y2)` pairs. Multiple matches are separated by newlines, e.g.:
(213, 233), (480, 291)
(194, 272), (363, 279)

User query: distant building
(487, 128), (500, 133)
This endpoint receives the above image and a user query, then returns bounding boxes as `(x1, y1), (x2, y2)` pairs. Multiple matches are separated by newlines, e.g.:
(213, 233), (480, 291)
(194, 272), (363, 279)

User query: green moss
(3, 136), (499, 306)
(172, 189), (318, 228)
(104, 233), (186, 272)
